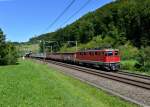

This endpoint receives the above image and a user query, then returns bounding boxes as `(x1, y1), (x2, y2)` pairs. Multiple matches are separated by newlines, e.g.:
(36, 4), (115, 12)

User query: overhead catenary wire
(44, 0), (76, 32)
(60, 0), (92, 27)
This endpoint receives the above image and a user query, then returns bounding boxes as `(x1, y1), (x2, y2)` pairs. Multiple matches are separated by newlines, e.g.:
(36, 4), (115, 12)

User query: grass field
(0, 59), (137, 107)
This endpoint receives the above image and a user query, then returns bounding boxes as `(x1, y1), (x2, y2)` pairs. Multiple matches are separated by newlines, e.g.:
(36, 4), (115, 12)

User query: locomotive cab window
(105, 51), (113, 56)
(115, 51), (119, 56)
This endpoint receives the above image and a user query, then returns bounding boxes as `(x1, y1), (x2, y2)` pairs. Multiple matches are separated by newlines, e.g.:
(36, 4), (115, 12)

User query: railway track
(117, 71), (150, 80)
(37, 58), (150, 90)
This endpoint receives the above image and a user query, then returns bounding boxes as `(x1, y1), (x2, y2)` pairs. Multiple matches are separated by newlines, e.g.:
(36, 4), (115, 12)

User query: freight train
(27, 49), (120, 71)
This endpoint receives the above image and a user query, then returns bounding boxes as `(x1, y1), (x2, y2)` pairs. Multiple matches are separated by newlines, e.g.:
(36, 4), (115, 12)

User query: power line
(44, 0), (76, 32)
(60, 0), (92, 27)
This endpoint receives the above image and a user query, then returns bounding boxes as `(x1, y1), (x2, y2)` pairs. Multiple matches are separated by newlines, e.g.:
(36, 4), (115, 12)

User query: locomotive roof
(77, 49), (119, 52)
(50, 49), (119, 54)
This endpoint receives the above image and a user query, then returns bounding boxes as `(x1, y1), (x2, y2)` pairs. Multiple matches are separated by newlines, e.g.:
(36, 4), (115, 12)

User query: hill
(29, 0), (150, 49)
(28, 0), (150, 72)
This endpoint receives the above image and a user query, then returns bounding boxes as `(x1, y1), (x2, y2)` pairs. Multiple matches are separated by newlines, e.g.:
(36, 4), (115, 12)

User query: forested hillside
(29, 0), (150, 48)
(29, 0), (150, 72)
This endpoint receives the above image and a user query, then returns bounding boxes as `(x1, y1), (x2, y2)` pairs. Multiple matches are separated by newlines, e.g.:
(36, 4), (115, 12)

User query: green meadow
(0, 59), (137, 107)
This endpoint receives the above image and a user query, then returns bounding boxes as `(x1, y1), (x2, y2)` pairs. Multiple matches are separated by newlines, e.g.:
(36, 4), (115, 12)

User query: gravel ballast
(37, 60), (150, 107)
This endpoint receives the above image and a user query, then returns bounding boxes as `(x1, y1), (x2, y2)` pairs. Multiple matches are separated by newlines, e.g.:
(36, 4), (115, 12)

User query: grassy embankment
(0, 59), (137, 107)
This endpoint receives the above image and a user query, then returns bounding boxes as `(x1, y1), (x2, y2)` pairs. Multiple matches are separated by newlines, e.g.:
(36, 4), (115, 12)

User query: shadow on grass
(0, 62), (20, 66)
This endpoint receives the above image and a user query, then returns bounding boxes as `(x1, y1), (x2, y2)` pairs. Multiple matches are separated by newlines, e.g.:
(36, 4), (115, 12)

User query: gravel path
(36, 60), (150, 107)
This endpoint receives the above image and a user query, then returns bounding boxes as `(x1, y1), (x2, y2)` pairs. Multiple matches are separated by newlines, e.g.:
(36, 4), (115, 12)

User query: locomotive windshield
(104, 51), (119, 56)
(105, 51), (113, 56)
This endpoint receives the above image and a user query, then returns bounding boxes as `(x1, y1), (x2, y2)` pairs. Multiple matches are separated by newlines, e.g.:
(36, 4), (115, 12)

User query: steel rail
(41, 59), (150, 90)
(117, 71), (150, 80)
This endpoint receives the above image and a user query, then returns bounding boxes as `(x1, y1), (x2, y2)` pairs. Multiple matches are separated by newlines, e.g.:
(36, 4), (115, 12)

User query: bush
(120, 60), (137, 71)
(119, 42), (139, 60)
(135, 46), (150, 72)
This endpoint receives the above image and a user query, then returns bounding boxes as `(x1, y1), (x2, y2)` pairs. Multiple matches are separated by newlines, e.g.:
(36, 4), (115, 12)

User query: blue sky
(0, 0), (112, 42)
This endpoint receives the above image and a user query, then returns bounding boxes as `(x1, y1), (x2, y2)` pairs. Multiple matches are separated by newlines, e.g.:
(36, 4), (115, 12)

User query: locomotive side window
(89, 52), (93, 56)
(89, 52), (91, 56)
(102, 52), (104, 55)
(100, 52), (104, 56)
(82, 52), (84, 56)
(95, 52), (98, 55)
(115, 51), (119, 56)
(92, 52), (95, 56)
(80, 52), (83, 56)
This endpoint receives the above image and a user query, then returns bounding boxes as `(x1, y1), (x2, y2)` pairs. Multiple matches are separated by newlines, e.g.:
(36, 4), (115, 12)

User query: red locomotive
(76, 49), (120, 70)
(45, 49), (120, 71)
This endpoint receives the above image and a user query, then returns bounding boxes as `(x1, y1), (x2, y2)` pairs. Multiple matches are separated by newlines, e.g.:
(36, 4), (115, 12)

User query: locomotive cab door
(105, 51), (114, 70)
(105, 51), (113, 62)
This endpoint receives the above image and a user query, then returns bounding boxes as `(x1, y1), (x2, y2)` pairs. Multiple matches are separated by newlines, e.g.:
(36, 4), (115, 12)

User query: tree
(0, 28), (18, 65)
(78, 21), (94, 43)
(119, 42), (139, 60)
(0, 28), (6, 65)
(3, 42), (18, 65)
(135, 46), (150, 72)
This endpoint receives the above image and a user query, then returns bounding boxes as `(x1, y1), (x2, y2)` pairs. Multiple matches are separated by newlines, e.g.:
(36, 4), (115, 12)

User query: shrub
(135, 46), (150, 72)
(120, 60), (137, 71)
(119, 42), (139, 60)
